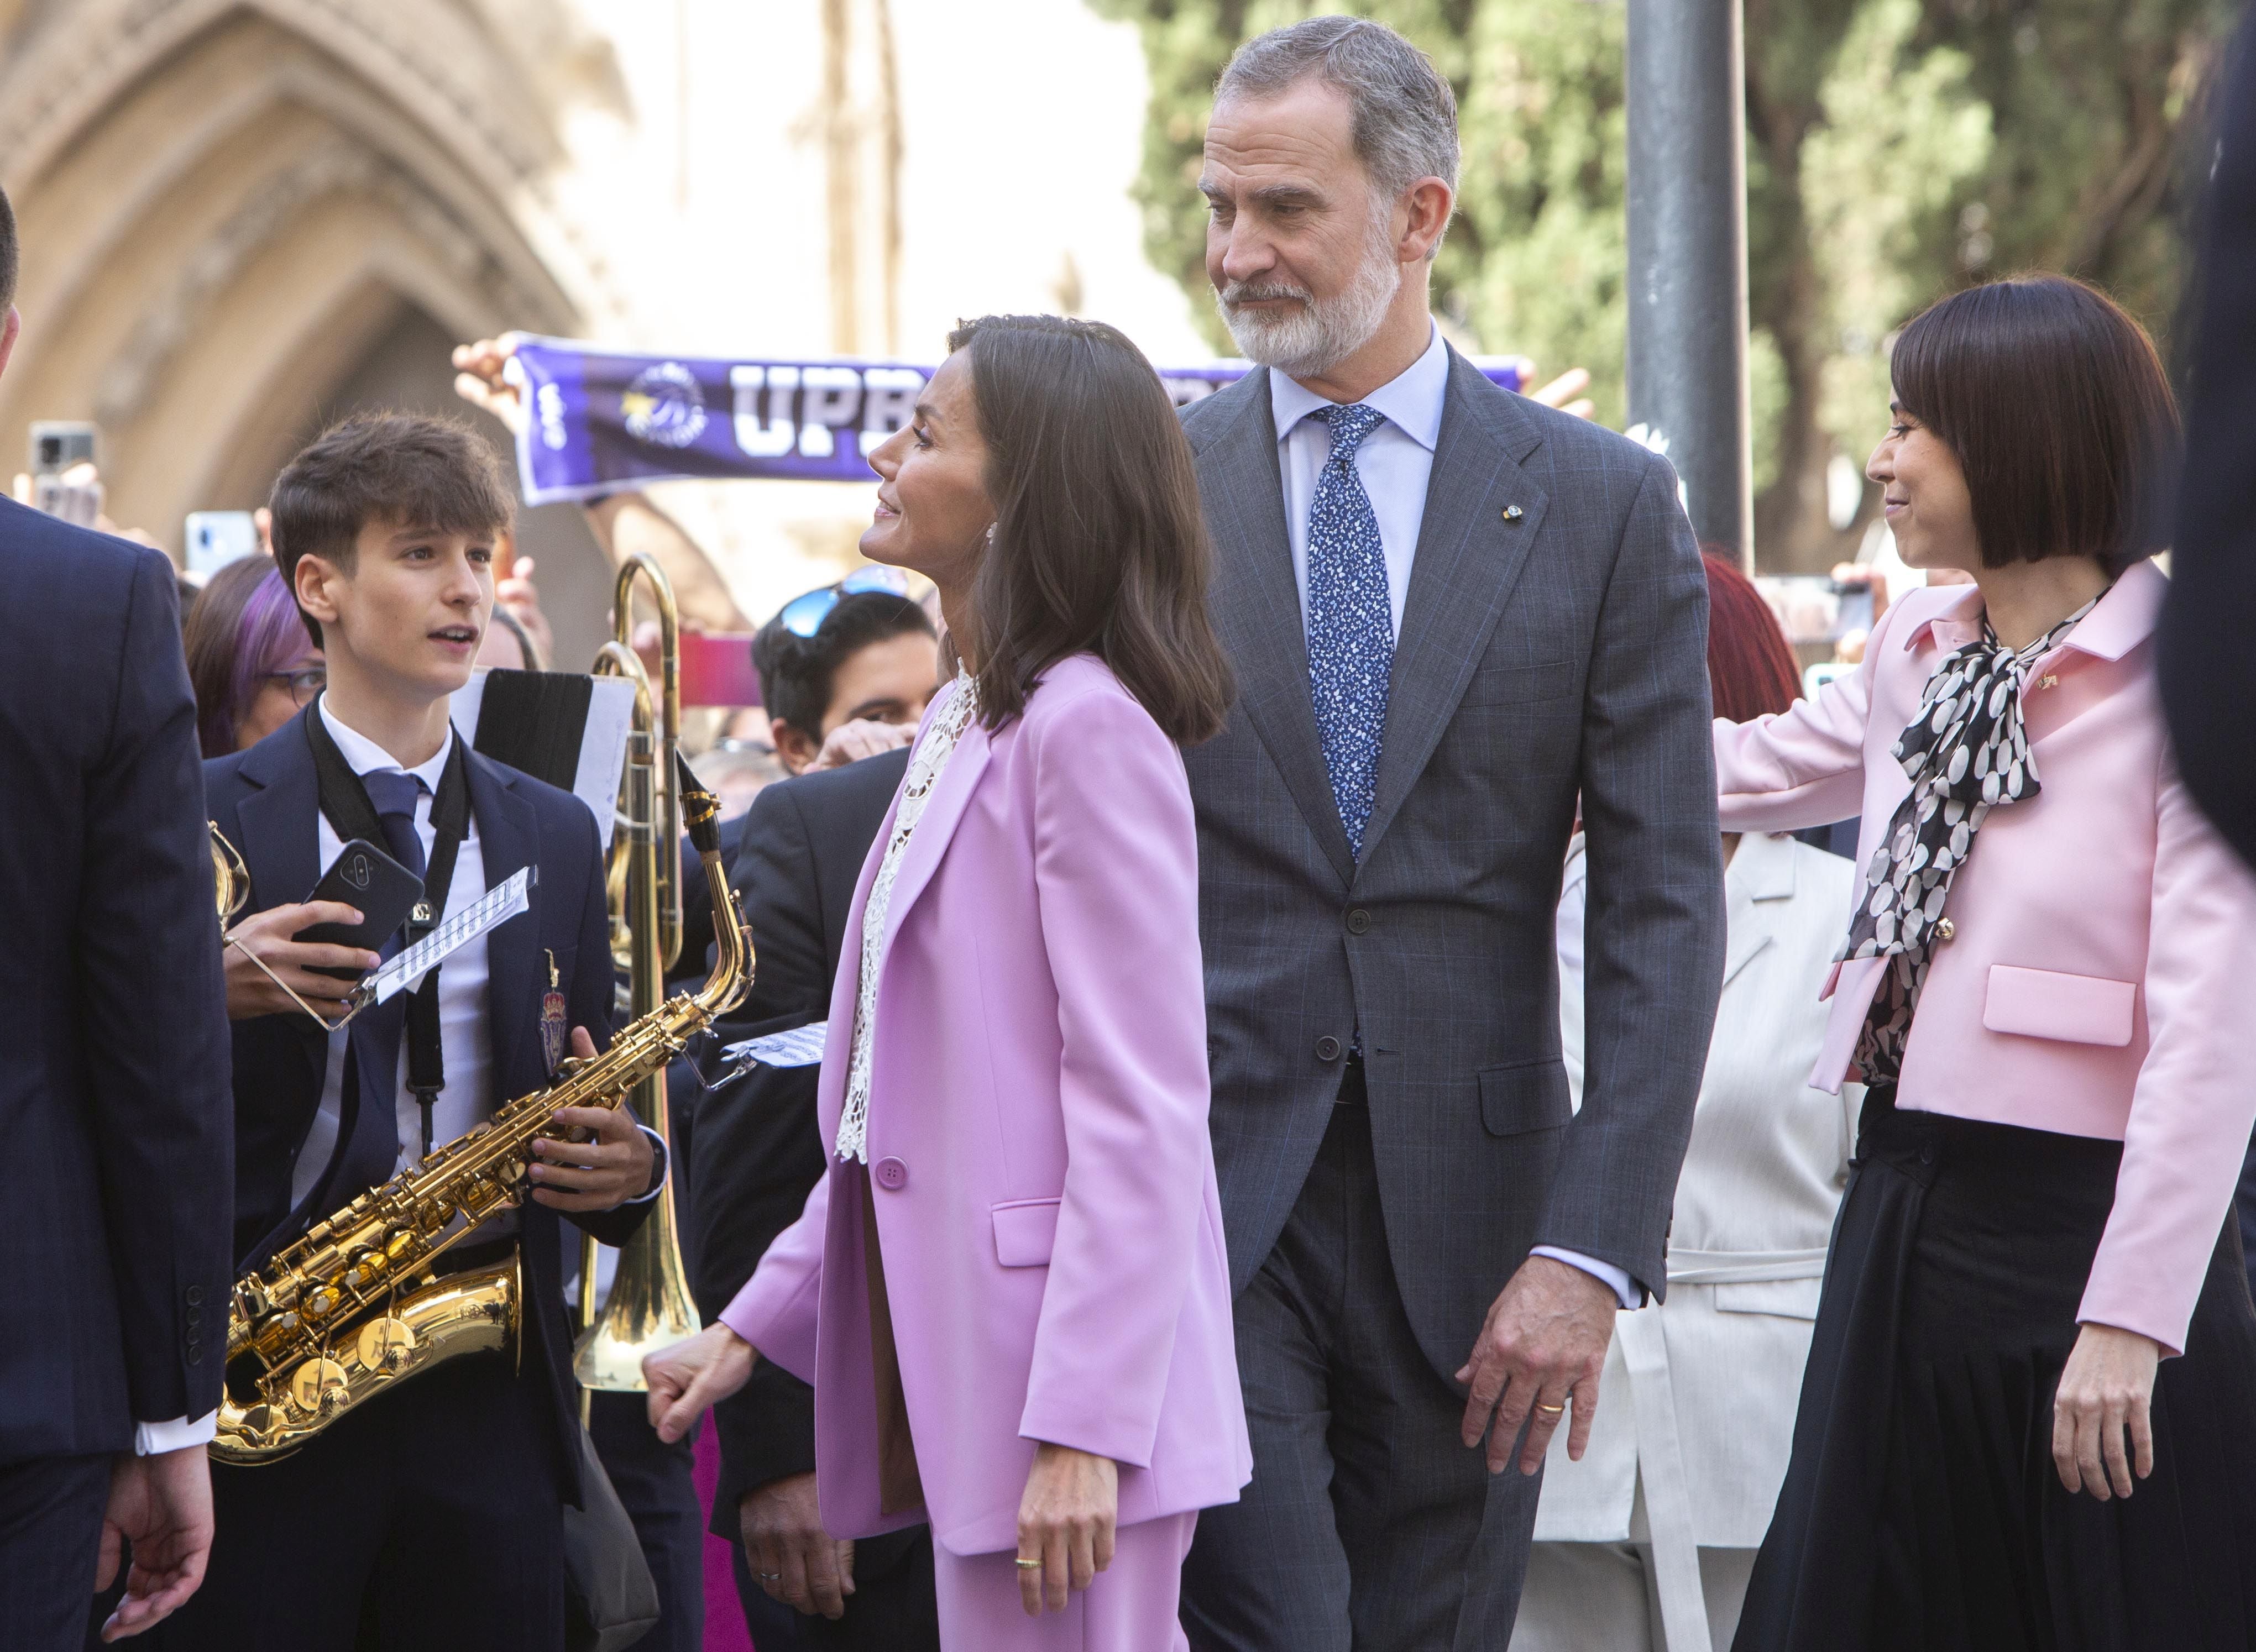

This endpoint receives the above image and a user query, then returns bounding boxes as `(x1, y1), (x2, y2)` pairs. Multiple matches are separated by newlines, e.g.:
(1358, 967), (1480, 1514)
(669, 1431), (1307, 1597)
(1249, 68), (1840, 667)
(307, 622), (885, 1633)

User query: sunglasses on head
(777, 567), (913, 638)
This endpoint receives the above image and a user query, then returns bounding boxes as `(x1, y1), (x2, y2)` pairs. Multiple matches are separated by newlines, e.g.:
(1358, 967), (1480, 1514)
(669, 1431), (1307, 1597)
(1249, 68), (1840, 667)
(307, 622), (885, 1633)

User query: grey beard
(1217, 243), (1401, 380)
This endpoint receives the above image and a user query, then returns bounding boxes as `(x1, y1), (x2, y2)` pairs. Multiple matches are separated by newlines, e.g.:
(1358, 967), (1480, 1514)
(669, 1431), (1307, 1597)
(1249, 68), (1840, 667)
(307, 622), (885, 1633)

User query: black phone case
(297, 839), (425, 980)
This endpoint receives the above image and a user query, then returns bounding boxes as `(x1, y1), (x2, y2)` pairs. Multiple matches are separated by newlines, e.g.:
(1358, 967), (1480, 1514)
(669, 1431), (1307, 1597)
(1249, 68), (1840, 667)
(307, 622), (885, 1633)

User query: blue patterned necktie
(1304, 403), (1394, 861)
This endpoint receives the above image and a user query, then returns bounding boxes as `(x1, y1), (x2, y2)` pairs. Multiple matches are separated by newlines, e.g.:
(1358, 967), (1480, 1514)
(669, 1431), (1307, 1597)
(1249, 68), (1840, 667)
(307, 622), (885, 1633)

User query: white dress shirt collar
(1268, 321), (1449, 451)
(318, 695), (455, 791)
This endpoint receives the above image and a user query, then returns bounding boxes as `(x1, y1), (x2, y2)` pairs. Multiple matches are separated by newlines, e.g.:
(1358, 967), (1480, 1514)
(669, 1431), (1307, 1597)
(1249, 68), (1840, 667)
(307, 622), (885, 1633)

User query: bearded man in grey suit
(1176, 19), (1725, 1650)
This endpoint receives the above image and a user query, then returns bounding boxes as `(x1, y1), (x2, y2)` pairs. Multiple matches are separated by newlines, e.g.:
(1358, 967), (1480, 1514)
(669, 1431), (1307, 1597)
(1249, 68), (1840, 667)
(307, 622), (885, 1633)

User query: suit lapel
(877, 700), (992, 955)
(1360, 352), (1552, 863)
(465, 752), (541, 1097)
(1195, 373), (1357, 887)
(1721, 831), (1797, 990)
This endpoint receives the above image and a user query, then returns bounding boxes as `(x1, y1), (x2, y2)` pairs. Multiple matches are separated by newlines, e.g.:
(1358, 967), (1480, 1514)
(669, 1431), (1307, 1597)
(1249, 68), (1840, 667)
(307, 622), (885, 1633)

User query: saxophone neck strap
(303, 700), (473, 1153)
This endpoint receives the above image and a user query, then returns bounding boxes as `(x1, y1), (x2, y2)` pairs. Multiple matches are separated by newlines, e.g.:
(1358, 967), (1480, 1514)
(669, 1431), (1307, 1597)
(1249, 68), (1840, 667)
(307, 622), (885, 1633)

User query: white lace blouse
(834, 672), (978, 1164)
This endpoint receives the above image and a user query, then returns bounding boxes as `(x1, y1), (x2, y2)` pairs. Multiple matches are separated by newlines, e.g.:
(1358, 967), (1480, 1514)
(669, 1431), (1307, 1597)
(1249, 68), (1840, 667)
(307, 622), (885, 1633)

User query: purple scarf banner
(504, 336), (1524, 505)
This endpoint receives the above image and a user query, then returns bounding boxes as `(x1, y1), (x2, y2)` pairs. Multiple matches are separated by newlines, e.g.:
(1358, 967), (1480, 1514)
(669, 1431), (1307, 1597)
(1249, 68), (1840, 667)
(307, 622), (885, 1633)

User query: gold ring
(1537, 1402), (1566, 1414)
(1014, 1558), (1043, 1570)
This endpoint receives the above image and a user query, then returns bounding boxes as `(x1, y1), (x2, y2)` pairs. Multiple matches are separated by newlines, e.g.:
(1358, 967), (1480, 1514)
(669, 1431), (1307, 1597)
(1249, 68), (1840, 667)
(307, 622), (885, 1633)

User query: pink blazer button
(875, 1157), (909, 1191)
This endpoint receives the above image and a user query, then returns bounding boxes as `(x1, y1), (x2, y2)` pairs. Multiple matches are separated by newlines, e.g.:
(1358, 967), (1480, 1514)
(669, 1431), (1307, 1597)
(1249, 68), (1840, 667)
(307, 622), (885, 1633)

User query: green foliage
(1090, 0), (2235, 568)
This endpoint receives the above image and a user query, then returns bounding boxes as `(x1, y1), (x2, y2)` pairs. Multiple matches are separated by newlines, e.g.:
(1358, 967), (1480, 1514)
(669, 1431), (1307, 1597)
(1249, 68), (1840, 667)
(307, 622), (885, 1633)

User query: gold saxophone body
(212, 766), (750, 1465)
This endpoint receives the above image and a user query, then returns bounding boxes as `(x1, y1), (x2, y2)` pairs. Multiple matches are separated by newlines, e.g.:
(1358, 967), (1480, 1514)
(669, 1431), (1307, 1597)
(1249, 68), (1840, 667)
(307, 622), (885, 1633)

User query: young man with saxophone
(163, 413), (663, 1652)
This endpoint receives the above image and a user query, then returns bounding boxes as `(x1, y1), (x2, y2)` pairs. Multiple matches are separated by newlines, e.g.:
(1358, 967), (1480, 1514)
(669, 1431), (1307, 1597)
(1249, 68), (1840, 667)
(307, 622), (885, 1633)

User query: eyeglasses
(266, 667), (328, 706)
(776, 567), (912, 638)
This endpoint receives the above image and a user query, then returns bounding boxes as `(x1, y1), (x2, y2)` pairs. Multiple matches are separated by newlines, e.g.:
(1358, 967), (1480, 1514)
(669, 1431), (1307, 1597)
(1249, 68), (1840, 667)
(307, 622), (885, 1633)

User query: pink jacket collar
(1896, 557), (2164, 664)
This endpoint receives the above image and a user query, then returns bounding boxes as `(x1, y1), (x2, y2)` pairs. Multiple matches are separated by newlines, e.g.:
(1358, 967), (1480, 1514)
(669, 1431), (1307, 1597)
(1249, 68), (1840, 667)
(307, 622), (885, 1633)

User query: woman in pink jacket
(643, 314), (1249, 1649)
(1721, 276), (2256, 1649)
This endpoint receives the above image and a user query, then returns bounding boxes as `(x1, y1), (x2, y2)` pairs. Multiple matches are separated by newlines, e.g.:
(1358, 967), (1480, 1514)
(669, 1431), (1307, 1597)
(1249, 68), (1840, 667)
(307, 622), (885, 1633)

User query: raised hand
(451, 337), (527, 436)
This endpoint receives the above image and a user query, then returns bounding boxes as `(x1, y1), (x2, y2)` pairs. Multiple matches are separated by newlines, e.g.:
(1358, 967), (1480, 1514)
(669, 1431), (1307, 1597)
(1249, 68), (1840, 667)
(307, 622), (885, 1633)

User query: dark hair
(182, 555), (315, 757)
(946, 314), (1235, 743)
(0, 182), (18, 313)
(1700, 550), (1801, 723)
(1889, 275), (2180, 576)
(269, 412), (516, 645)
(751, 589), (934, 743)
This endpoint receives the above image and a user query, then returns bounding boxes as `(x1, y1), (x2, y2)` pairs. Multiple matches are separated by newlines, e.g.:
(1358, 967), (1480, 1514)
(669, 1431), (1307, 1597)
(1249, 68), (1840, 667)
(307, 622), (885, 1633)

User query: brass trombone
(575, 554), (703, 1402)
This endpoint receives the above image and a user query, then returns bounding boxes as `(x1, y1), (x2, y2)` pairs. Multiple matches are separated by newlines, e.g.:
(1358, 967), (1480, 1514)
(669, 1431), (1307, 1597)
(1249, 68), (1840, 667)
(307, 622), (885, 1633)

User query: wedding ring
(1014, 1558), (1044, 1570)
(1536, 1402), (1566, 1414)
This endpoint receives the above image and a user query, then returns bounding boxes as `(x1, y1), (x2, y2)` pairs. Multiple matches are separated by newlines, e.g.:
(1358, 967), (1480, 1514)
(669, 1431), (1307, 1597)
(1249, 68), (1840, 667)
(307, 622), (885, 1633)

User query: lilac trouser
(930, 1512), (1196, 1651)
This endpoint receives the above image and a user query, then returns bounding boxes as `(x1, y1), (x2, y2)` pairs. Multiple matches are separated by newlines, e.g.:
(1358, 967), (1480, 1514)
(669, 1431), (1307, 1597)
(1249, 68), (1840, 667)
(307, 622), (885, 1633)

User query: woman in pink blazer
(1720, 277), (2256, 1649)
(645, 314), (1250, 1649)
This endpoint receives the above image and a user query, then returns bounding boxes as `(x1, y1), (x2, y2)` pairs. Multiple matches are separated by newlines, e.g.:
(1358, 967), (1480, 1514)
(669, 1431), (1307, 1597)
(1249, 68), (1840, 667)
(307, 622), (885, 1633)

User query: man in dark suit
(169, 413), (664, 1651)
(1175, 22), (1724, 1649)
(685, 590), (940, 1650)
(0, 186), (234, 1650)
(2163, 11), (2255, 869)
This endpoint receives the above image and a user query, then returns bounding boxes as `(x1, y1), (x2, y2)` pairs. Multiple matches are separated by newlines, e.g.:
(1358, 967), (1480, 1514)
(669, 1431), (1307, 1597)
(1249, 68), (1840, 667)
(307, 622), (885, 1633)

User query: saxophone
(213, 762), (750, 1464)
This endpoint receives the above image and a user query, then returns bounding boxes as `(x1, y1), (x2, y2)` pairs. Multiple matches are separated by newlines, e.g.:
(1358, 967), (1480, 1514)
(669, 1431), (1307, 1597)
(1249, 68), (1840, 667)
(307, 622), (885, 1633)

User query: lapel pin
(1503, 505), (1524, 522)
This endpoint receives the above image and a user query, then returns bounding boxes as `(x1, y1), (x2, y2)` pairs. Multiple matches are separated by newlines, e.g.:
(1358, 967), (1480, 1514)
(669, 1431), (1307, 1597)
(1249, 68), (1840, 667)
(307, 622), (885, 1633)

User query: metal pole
(1625, 0), (1753, 568)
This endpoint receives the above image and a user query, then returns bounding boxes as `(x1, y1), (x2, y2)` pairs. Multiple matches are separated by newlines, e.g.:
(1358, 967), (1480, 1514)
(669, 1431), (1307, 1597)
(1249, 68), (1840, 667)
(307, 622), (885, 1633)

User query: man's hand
(1455, 1254), (1617, 1475)
(809, 718), (917, 772)
(645, 1321), (758, 1443)
(1016, 1444), (1118, 1617)
(530, 1029), (654, 1210)
(741, 1472), (856, 1620)
(222, 901), (380, 1021)
(2053, 1322), (2161, 1501)
(452, 337), (526, 436)
(96, 1446), (213, 1640)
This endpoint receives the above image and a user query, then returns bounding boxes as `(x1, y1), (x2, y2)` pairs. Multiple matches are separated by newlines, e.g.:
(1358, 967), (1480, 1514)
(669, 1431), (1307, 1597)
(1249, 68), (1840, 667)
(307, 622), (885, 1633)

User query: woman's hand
(1014, 1443), (1117, 1617)
(222, 902), (380, 1021)
(2053, 1322), (2162, 1499)
(644, 1322), (757, 1444)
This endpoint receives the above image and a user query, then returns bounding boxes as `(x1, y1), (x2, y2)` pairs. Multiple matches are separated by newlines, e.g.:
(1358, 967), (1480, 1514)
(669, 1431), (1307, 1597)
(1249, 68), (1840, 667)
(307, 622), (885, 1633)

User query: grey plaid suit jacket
(1181, 345), (1726, 1385)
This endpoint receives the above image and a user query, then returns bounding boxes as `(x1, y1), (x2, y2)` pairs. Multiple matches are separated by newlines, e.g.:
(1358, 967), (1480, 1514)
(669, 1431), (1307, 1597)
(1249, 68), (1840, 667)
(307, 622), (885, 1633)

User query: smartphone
(296, 840), (426, 980)
(185, 511), (261, 577)
(678, 631), (763, 707)
(29, 421), (96, 476)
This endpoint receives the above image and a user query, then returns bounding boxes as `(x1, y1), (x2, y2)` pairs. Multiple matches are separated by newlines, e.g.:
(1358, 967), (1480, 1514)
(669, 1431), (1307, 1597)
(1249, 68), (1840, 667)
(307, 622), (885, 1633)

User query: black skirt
(1734, 1086), (2256, 1652)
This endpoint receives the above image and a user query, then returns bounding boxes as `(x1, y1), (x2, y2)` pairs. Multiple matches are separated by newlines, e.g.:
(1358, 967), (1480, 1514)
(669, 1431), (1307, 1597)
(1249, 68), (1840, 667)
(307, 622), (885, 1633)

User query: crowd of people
(7, 12), (2256, 1652)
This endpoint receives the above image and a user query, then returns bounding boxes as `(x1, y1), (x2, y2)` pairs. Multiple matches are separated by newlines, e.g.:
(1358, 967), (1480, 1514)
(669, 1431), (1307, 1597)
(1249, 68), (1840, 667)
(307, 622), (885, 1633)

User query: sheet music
(720, 1021), (830, 1070)
(364, 866), (536, 1004)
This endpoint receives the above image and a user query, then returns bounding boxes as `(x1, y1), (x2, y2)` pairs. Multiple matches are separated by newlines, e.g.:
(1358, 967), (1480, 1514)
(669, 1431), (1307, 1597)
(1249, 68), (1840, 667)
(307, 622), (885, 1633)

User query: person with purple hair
(182, 554), (326, 757)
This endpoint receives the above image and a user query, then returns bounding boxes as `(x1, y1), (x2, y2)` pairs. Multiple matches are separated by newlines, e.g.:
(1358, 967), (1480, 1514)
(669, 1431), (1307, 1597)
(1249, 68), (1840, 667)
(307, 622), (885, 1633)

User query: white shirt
(1269, 322), (1450, 644)
(836, 672), (979, 1164)
(292, 699), (496, 1205)
(1270, 324), (1636, 1312)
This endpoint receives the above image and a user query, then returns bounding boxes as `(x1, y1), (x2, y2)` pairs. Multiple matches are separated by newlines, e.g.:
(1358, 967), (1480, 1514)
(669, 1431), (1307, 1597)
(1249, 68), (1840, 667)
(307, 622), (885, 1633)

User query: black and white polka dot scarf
(1843, 594), (2099, 1082)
